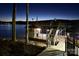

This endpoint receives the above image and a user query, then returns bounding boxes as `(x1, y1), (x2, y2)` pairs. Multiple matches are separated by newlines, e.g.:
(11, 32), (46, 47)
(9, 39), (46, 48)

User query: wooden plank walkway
(37, 36), (66, 56)
(37, 45), (65, 56)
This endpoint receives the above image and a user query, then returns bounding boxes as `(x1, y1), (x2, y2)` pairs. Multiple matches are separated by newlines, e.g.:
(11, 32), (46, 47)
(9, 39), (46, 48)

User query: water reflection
(0, 24), (25, 39)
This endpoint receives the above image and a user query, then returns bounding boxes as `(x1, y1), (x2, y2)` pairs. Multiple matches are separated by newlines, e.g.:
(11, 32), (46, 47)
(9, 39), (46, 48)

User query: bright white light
(36, 28), (41, 31)
(47, 29), (49, 32)
(67, 33), (70, 36)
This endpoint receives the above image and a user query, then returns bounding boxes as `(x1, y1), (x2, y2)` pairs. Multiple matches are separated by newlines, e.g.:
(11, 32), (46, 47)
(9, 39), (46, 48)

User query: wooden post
(12, 3), (16, 42)
(25, 3), (29, 44)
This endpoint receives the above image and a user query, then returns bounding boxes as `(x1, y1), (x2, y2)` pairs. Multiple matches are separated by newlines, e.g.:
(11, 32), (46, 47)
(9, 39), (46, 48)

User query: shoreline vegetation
(0, 39), (46, 56)
(0, 20), (79, 24)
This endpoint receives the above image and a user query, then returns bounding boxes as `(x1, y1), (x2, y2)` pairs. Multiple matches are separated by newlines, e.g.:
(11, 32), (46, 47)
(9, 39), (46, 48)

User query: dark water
(0, 24), (26, 39)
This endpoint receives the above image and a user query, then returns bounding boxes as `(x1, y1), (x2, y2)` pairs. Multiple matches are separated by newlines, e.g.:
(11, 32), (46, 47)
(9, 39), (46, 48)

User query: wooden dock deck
(37, 36), (66, 56)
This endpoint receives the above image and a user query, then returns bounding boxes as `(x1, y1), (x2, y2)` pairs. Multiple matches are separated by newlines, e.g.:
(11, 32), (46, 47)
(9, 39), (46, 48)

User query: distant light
(36, 28), (41, 31)
(67, 33), (70, 36)
(37, 28), (41, 30)
(47, 29), (49, 32)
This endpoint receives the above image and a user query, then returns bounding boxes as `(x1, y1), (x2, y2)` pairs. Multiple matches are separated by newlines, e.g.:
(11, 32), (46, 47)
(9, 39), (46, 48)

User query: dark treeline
(0, 19), (79, 25)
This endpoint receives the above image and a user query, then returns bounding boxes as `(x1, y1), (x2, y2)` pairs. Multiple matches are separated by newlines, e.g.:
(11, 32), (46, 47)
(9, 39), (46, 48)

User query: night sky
(0, 3), (79, 21)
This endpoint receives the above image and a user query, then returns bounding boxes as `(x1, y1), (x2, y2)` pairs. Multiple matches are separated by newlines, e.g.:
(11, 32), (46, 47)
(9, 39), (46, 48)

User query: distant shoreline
(0, 19), (79, 25)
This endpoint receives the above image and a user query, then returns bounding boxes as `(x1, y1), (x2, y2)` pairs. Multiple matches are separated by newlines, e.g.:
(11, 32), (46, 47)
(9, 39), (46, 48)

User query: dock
(37, 36), (66, 56)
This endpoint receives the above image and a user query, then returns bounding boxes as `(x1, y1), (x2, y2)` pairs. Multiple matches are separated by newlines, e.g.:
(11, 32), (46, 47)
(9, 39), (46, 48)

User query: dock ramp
(37, 36), (66, 56)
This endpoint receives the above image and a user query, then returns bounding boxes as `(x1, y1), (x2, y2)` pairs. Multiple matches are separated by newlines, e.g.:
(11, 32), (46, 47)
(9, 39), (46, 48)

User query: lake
(0, 24), (26, 39)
